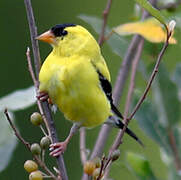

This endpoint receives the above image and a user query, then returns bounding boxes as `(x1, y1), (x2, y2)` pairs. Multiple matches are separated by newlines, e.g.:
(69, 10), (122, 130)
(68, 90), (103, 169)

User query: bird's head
(37, 24), (100, 57)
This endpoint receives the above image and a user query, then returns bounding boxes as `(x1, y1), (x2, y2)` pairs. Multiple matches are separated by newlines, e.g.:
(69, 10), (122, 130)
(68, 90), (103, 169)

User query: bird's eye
(61, 30), (67, 36)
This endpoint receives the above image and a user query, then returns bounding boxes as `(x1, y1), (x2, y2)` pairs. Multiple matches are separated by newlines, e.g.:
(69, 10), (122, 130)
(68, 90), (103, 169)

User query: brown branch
(98, 0), (113, 46)
(24, 0), (41, 78)
(80, 128), (87, 165)
(4, 109), (56, 180)
(128, 30), (170, 121)
(26, 47), (50, 136)
(168, 128), (181, 170)
(103, 38), (144, 178)
(24, 0), (68, 179)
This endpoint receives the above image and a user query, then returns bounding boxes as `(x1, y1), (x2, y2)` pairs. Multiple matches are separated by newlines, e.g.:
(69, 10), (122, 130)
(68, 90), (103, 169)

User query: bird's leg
(37, 91), (49, 101)
(37, 91), (53, 104)
(49, 123), (81, 157)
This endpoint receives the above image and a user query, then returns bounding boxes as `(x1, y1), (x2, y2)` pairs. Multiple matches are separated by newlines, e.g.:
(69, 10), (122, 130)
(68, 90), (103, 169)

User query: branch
(109, 38), (144, 151)
(24, 0), (68, 179)
(4, 109), (56, 180)
(128, 30), (171, 121)
(24, 0), (41, 78)
(80, 128), (87, 165)
(26, 47), (50, 136)
(98, 0), (113, 46)
(104, 38), (144, 178)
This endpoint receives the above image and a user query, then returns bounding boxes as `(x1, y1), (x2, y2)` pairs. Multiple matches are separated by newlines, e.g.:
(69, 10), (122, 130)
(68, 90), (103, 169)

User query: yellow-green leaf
(114, 18), (176, 44)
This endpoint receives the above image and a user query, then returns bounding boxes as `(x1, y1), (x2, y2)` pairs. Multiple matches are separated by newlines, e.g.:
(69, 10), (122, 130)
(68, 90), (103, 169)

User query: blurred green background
(0, 0), (181, 179)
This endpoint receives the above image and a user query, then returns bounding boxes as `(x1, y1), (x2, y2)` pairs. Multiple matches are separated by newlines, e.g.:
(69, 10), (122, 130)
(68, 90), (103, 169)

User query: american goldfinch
(37, 24), (142, 157)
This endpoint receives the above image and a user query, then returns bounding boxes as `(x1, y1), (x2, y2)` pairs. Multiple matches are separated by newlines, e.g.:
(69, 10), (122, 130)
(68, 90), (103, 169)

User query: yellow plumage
(39, 25), (111, 127)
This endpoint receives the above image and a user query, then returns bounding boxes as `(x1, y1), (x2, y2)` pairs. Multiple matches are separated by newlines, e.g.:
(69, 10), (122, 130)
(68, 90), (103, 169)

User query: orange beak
(36, 30), (55, 44)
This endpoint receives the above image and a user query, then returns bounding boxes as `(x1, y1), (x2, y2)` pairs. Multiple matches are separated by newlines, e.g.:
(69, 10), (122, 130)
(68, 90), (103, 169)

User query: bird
(37, 24), (143, 157)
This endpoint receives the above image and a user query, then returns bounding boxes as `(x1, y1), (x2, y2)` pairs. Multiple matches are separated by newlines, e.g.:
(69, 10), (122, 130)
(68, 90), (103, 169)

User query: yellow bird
(37, 24), (142, 156)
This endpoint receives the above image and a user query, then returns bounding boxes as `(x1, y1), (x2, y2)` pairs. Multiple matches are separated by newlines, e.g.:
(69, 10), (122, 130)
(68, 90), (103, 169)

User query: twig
(24, 0), (41, 78)
(24, 0), (68, 179)
(103, 38), (144, 178)
(4, 109), (56, 180)
(98, 0), (113, 46)
(128, 29), (170, 121)
(96, 156), (106, 180)
(80, 128), (87, 165)
(168, 128), (181, 170)
(26, 47), (50, 136)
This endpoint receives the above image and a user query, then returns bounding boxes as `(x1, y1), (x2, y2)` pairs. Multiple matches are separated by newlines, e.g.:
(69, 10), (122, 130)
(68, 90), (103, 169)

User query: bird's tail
(115, 119), (144, 147)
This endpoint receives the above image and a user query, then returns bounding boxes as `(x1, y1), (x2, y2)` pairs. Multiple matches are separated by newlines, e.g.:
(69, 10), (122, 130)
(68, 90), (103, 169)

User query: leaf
(152, 65), (180, 126)
(126, 152), (157, 180)
(134, 0), (166, 26)
(114, 18), (177, 44)
(78, 14), (129, 58)
(172, 63), (181, 89)
(172, 63), (181, 100)
(133, 90), (172, 154)
(0, 86), (36, 111)
(0, 111), (17, 172)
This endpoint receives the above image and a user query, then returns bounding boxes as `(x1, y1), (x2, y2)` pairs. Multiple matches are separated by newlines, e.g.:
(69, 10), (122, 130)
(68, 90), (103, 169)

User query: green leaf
(172, 63), (181, 89)
(126, 152), (157, 180)
(78, 14), (128, 58)
(0, 111), (17, 172)
(133, 90), (172, 154)
(0, 86), (36, 112)
(152, 65), (180, 126)
(134, 0), (166, 27)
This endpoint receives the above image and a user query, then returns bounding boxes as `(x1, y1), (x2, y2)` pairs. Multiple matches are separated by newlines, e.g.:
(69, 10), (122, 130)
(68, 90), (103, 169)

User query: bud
(30, 112), (43, 126)
(111, 149), (120, 161)
(92, 168), (101, 180)
(92, 157), (101, 168)
(24, 160), (38, 173)
(29, 171), (43, 180)
(83, 161), (96, 175)
(31, 143), (41, 155)
(169, 20), (176, 33)
(40, 136), (51, 149)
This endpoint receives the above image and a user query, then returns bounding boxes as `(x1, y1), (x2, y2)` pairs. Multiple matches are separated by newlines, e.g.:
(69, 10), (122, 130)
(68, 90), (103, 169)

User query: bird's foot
(37, 92), (51, 102)
(49, 141), (68, 157)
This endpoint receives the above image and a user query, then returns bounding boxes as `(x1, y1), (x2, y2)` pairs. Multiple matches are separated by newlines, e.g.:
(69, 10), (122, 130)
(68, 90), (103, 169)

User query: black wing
(97, 70), (143, 146)
(97, 70), (123, 119)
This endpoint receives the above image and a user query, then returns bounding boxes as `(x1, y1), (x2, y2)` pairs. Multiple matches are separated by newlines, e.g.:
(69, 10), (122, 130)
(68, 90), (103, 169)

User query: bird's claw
(49, 142), (68, 157)
(37, 91), (49, 102)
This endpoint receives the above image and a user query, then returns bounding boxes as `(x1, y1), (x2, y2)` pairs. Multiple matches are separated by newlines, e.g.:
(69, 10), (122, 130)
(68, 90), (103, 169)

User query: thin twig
(26, 47), (37, 86)
(80, 128), (87, 165)
(26, 47), (50, 136)
(96, 156), (106, 180)
(103, 38), (144, 178)
(4, 109), (56, 180)
(24, 0), (68, 179)
(128, 30), (170, 121)
(98, 0), (113, 46)
(24, 0), (41, 78)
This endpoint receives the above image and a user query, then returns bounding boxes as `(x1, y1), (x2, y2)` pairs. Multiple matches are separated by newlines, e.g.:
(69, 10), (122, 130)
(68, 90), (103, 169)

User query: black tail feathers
(115, 119), (144, 147)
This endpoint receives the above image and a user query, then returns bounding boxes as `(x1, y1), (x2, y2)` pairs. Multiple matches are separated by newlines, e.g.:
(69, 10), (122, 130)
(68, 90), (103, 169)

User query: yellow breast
(39, 53), (111, 127)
